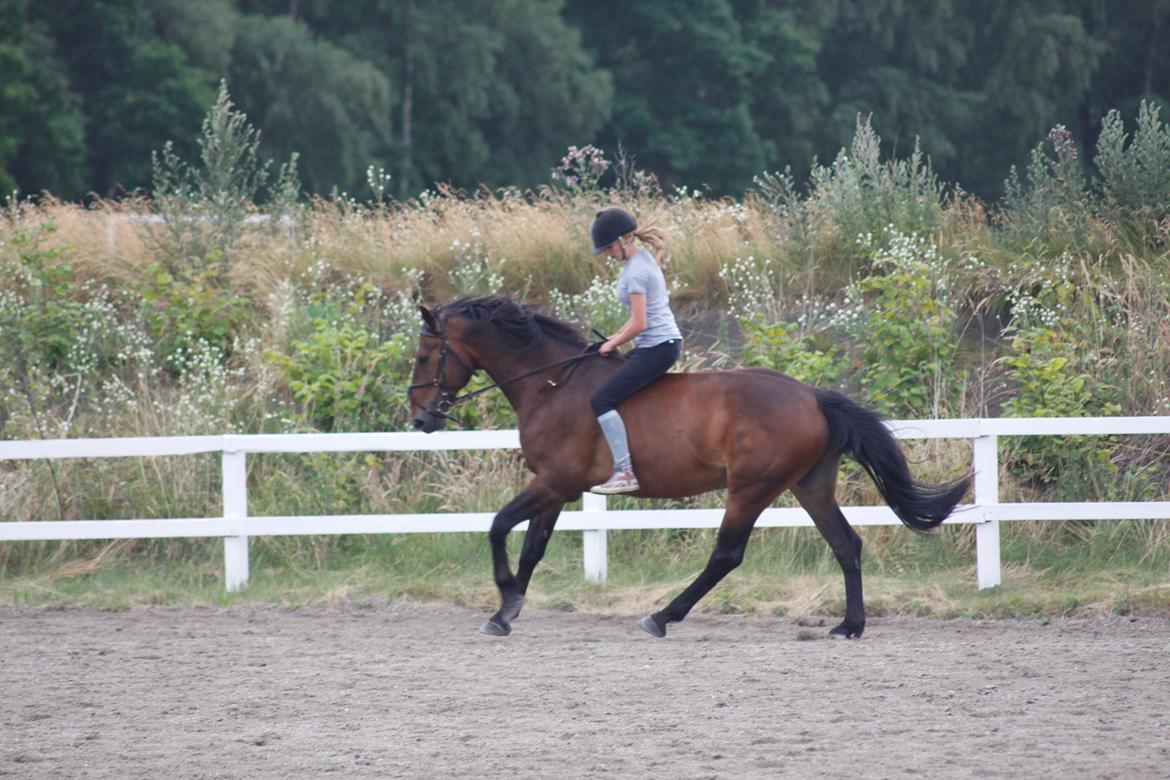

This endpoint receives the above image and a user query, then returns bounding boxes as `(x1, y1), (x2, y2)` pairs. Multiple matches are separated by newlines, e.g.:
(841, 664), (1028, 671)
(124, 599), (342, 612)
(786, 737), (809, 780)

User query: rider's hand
(599, 338), (619, 356)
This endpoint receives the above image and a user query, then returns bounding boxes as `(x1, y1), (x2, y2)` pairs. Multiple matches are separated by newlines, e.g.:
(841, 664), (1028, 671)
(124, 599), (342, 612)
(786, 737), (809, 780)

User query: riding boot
(592, 410), (640, 494)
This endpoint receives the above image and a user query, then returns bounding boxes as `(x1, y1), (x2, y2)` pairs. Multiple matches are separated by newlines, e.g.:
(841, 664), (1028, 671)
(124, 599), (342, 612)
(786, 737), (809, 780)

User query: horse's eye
(416, 355), (429, 366)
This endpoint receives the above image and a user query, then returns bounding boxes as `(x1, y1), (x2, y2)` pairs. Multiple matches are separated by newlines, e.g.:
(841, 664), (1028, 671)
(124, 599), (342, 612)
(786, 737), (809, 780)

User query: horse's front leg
(482, 481), (565, 636)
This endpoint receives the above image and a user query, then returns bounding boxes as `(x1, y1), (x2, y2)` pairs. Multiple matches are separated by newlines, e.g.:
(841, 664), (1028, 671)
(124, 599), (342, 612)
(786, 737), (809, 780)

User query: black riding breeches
(589, 338), (681, 417)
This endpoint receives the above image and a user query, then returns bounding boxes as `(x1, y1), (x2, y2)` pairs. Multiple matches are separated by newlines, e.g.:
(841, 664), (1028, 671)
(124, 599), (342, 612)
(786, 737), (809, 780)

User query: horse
(407, 295), (971, 639)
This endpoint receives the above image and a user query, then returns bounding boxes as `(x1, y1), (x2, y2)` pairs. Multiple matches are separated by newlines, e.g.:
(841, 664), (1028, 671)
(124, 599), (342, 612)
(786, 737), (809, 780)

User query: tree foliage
(1, 0), (1167, 200)
(227, 13), (394, 195)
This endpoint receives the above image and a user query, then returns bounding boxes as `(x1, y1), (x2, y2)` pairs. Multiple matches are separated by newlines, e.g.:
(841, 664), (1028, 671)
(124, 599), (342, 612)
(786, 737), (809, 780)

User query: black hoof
(829, 621), (864, 639)
(639, 614), (667, 638)
(479, 619), (511, 636)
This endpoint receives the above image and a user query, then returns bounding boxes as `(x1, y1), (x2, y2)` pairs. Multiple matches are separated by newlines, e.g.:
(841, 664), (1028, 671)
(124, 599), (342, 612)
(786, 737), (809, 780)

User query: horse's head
(407, 305), (478, 433)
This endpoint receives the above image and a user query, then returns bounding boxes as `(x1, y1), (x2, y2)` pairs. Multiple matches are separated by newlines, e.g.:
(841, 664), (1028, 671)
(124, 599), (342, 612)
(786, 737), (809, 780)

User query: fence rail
(3, 417), (1169, 592)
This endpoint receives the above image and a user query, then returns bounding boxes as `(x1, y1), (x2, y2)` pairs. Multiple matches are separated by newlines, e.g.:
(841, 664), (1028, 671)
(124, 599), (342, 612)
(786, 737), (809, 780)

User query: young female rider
(588, 206), (683, 494)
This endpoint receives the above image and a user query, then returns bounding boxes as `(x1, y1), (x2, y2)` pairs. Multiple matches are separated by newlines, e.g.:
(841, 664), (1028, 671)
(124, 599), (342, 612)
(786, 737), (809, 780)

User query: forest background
(2, 0), (1170, 618)
(4, 0), (1170, 201)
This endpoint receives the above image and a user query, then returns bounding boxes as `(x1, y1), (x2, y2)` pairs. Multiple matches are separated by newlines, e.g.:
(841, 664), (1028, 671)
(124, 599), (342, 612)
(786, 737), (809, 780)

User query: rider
(588, 206), (683, 494)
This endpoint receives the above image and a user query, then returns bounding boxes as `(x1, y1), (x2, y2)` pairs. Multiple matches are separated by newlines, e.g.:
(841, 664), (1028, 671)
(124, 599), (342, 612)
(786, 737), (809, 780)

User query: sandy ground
(2, 602), (1169, 779)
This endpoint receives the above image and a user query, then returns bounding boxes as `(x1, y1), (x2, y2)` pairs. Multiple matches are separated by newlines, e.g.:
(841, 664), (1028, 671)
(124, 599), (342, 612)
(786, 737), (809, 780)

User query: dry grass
(28, 192), (785, 306)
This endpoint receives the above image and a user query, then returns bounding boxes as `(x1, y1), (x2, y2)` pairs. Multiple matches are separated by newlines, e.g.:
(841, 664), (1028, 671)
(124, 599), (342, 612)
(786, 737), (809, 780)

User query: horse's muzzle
(412, 410), (448, 433)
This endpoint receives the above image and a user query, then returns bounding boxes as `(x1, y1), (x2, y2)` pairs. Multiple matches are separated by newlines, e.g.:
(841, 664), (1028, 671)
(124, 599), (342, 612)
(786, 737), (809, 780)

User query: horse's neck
(482, 339), (610, 419)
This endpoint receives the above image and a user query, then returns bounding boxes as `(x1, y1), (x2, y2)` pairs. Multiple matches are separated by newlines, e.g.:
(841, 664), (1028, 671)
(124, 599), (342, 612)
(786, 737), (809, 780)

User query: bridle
(407, 323), (476, 420)
(408, 320), (605, 422)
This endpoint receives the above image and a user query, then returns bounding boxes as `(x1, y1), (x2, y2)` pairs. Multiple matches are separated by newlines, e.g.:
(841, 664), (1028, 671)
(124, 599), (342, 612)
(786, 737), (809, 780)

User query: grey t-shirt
(616, 249), (682, 348)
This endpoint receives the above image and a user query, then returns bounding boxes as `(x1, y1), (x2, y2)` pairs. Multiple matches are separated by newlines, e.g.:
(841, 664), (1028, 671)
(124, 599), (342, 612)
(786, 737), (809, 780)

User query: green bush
(1, 223), (80, 372)
(548, 274), (629, 338)
(836, 231), (963, 417)
(138, 260), (253, 372)
(0, 221), (142, 436)
(1000, 324), (1122, 496)
(994, 256), (1133, 498)
(267, 320), (411, 433)
(1095, 100), (1170, 231)
(150, 82), (301, 272)
(741, 319), (843, 388)
(6, 101), (1170, 594)
(806, 115), (946, 247)
(1002, 124), (1094, 246)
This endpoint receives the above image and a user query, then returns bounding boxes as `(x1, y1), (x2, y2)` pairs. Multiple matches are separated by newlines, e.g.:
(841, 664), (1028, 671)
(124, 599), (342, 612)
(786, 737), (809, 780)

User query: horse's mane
(437, 296), (588, 351)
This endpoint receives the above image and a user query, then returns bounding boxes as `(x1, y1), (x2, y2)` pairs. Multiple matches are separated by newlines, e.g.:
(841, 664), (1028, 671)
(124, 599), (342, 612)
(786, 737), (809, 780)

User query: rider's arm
(600, 293), (647, 355)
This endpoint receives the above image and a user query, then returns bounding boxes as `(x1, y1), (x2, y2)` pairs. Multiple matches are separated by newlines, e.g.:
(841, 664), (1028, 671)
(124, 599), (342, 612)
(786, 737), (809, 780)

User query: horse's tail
(815, 389), (971, 532)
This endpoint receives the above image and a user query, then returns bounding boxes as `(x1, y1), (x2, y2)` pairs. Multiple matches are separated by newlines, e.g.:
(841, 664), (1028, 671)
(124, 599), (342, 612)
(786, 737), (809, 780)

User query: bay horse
(408, 296), (970, 639)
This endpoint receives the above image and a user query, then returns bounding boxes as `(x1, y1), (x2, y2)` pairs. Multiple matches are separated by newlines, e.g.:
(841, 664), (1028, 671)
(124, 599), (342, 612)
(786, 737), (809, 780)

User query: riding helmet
(590, 207), (638, 255)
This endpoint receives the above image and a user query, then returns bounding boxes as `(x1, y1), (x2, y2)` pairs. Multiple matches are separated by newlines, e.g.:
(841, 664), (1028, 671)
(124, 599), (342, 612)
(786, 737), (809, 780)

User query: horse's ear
(419, 305), (440, 335)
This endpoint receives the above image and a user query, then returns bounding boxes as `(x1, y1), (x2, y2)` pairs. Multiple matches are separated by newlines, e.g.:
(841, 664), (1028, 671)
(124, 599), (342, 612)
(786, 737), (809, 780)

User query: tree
(1081, 0), (1170, 128)
(814, 0), (981, 190)
(566, 0), (771, 195)
(733, 0), (835, 179)
(0, 0), (86, 198)
(249, 0), (610, 194)
(145, 0), (237, 74)
(29, 0), (216, 196)
(227, 13), (395, 195)
(964, 0), (1102, 197)
(471, 0), (612, 189)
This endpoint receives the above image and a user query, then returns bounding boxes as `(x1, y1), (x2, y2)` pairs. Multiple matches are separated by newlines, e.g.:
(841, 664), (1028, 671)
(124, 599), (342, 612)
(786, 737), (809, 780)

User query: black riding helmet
(590, 206), (637, 255)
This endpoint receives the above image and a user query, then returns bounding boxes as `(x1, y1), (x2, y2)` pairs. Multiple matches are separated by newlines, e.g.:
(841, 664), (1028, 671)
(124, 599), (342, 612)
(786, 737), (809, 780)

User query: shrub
(997, 257), (1127, 499)
(1001, 125), (1094, 246)
(806, 115), (946, 248)
(1095, 100), (1170, 231)
(448, 231), (507, 297)
(138, 260), (253, 373)
(266, 270), (421, 432)
(834, 230), (963, 417)
(1000, 324), (1122, 496)
(267, 320), (412, 432)
(718, 253), (784, 324)
(548, 274), (628, 338)
(0, 220), (144, 437)
(150, 82), (301, 273)
(740, 319), (843, 388)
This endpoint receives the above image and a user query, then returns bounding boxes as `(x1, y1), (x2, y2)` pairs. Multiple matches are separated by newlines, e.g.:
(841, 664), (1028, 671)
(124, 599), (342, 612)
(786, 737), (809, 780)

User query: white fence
(2, 417), (1169, 592)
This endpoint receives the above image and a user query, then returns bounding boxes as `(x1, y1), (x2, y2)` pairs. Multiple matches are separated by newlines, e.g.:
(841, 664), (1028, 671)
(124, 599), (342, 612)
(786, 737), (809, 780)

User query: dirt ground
(2, 602), (1169, 779)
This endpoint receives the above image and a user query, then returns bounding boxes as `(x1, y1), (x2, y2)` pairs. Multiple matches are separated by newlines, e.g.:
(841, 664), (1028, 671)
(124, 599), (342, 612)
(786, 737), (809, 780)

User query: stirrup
(591, 467), (639, 495)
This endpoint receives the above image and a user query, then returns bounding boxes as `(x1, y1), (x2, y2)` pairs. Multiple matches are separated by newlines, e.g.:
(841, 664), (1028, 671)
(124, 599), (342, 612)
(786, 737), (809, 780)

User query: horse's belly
(636, 461), (727, 498)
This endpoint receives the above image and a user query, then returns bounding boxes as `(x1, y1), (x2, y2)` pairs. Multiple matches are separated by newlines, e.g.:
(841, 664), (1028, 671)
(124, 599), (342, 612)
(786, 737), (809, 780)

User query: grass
(3, 524), (1168, 621)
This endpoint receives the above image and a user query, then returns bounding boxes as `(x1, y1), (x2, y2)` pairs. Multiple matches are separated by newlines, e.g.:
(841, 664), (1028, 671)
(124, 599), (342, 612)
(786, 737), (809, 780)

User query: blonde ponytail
(632, 224), (669, 267)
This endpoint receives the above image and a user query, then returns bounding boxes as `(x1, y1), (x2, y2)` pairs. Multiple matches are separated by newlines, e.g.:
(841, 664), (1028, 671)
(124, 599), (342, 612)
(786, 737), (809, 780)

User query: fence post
(222, 448), (250, 592)
(973, 434), (1000, 589)
(581, 492), (608, 583)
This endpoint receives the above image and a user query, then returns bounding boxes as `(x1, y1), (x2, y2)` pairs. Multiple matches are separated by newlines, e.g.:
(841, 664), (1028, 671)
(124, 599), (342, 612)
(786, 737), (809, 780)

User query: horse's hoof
(829, 621), (864, 639)
(639, 614), (666, 638)
(479, 619), (511, 637)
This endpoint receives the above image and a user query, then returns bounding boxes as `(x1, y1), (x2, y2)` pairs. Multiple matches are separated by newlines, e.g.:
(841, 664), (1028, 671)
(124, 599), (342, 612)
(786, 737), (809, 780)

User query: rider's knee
(589, 393), (613, 417)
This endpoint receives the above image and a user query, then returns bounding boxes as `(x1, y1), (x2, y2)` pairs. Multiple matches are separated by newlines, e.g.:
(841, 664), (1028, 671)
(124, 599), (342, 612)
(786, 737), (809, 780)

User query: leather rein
(407, 325), (606, 421)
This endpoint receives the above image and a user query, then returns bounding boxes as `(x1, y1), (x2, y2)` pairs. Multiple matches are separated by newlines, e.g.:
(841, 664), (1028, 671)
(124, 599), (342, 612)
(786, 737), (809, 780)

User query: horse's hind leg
(792, 454), (866, 638)
(639, 494), (769, 638)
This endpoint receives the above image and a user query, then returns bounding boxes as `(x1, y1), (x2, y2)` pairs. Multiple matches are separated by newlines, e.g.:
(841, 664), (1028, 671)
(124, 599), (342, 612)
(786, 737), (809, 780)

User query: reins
(408, 325), (607, 420)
